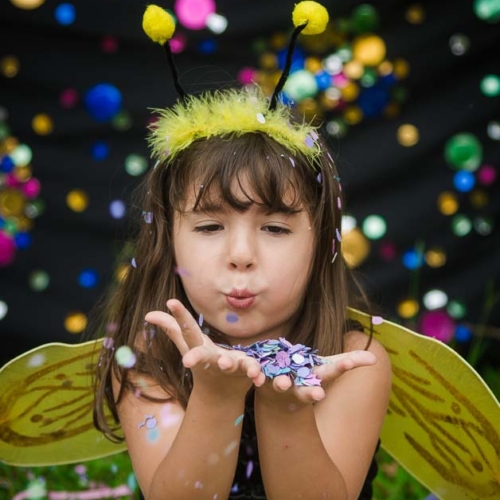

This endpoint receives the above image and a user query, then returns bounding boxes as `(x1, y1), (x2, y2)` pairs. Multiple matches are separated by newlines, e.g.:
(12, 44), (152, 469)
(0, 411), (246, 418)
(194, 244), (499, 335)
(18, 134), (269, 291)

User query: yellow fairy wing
(0, 339), (126, 466)
(348, 308), (500, 500)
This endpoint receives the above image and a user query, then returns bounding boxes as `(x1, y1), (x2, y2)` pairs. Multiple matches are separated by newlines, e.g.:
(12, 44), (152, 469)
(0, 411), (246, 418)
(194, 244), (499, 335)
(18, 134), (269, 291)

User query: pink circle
(0, 232), (16, 267)
(59, 88), (79, 109)
(477, 164), (497, 186)
(238, 67), (256, 85)
(175, 0), (216, 30)
(22, 178), (41, 199)
(419, 310), (455, 343)
(102, 35), (119, 53)
(170, 32), (187, 54)
(333, 73), (349, 88)
(378, 240), (397, 261)
(5, 173), (20, 188)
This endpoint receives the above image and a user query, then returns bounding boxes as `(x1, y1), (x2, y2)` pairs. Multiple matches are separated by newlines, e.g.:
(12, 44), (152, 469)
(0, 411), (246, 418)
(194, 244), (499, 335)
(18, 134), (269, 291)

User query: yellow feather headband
(142, 2), (329, 162)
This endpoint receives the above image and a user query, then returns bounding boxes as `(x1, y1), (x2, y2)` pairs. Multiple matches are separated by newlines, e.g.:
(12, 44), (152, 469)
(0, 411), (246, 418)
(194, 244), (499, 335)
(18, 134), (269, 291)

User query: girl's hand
(145, 299), (266, 398)
(256, 350), (377, 407)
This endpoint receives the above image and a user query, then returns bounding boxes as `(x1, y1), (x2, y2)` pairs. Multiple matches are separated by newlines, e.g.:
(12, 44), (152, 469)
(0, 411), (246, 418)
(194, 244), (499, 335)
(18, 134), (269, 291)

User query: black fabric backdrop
(0, 0), (499, 367)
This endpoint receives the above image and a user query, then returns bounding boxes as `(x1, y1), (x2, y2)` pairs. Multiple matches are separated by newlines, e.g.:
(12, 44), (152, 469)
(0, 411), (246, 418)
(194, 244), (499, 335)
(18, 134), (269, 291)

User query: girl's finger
(294, 385), (325, 403)
(315, 350), (377, 380)
(183, 345), (214, 368)
(144, 310), (189, 355)
(272, 375), (292, 392)
(167, 299), (204, 350)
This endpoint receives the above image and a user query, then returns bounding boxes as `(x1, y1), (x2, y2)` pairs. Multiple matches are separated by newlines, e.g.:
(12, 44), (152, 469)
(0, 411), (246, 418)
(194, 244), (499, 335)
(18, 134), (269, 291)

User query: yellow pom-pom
(143, 5), (176, 45)
(292, 1), (329, 35)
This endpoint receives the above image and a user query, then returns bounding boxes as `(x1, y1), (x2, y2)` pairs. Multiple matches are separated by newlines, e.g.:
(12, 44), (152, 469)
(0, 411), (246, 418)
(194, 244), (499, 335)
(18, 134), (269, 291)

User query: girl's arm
(117, 300), (265, 500)
(254, 332), (392, 500)
(114, 376), (246, 500)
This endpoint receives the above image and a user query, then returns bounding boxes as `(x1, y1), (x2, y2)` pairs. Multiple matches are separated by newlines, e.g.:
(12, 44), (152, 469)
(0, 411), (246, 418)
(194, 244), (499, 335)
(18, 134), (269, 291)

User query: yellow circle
(378, 61), (393, 76)
(259, 52), (278, 70)
(16, 215), (34, 232)
(469, 189), (489, 209)
(406, 4), (425, 24)
(397, 124), (420, 147)
(343, 60), (364, 80)
(343, 105), (363, 125)
(393, 58), (410, 79)
(341, 227), (371, 268)
(397, 299), (419, 319)
(340, 82), (360, 102)
(64, 312), (88, 334)
(32, 113), (54, 135)
(9, 0), (45, 9)
(296, 98), (319, 120)
(425, 247), (447, 268)
(352, 35), (386, 67)
(66, 189), (89, 212)
(2, 137), (19, 153)
(305, 56), (323, 74)
(0, 189), (25, 217)
(14, 165), (32, 182)
(383, 102), (400, 119)
(270, 32), (289, 50)
(437, 192), (458, 215)
(0, 56), (20, 78)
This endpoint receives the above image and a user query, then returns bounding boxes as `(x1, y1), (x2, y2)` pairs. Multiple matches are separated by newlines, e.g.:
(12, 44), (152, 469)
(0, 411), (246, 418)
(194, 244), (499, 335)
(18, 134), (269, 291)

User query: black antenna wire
(163, 42), (188, 101)
(269, 23), (307, 111)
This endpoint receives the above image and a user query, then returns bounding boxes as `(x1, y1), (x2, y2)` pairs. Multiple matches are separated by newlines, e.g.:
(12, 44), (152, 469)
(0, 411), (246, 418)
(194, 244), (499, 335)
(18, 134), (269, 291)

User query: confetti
(289, 157), (295, 167)
(226, 312), (239, 323)
(115, 345), (136, 368)
(234, 414), (244, 426)
(198, 313), (204, 326)
(256, 112), (266, 124)
(233, 338), (324, 386)
(372, 316), (384, 325)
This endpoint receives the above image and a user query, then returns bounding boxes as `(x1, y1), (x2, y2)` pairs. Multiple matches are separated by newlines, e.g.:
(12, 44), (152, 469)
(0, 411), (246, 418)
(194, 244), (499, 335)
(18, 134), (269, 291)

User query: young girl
(92, 3), (392, 500)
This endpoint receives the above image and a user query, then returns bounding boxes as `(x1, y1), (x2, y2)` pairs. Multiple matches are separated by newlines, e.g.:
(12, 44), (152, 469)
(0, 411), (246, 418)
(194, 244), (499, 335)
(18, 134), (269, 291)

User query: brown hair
(92, 130), (370, 442)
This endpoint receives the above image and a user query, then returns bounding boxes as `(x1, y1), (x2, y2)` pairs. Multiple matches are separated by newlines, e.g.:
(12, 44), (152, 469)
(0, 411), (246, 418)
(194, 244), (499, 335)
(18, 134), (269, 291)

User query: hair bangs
(170, 133), (318, 215)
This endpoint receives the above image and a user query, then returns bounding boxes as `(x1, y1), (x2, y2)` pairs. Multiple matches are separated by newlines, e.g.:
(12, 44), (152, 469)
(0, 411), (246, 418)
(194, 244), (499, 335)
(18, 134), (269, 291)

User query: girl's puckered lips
(226, 289), (256, 309)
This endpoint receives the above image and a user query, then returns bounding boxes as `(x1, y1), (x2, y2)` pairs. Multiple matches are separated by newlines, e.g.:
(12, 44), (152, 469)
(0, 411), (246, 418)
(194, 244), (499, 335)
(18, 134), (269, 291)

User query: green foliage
(373, 447), (430, 500)
(0, 452), (139, 499)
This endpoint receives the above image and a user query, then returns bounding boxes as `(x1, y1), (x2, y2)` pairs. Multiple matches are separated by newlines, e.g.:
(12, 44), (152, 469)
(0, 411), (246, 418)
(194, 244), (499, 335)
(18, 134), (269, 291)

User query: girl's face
(173, 176), (315, 345)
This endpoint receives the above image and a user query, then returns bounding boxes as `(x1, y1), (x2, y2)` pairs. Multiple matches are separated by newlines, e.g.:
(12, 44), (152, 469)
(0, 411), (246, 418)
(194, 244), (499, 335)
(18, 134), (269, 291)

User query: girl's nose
(227, 231), (256, 270)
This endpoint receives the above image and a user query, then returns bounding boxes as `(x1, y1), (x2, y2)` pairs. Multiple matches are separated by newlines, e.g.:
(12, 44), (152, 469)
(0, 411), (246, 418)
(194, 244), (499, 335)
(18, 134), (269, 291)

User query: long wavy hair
(92, 130), (370, 442)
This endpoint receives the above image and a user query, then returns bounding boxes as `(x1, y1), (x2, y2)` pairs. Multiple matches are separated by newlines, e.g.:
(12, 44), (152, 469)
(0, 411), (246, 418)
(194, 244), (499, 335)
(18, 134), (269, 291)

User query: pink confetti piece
(175, 266), (190, 277)
(337, 197), (342, 209)
(131, 257), (137, 268)
(246, 460), (254, 479)
(336, 228), (342, 242)
(372, 316), (384, 325)
(289, 157), (295, 167)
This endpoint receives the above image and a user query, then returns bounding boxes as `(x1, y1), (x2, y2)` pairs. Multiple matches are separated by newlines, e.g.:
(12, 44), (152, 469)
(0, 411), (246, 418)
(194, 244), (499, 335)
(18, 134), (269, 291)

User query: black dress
(228, 396), (379, 499)
(138, 397), (380, 500)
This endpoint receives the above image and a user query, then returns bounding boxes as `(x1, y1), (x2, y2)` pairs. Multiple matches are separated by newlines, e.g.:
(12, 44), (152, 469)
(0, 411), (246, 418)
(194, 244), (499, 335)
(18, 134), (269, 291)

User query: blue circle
(454, 324), (472, 342)
(277, 46), (305, 73)
(357, 85), (390, 118)
(0, 155), (14, 173)
(453, 170), (475, 192)
(84, 84), (122, 122)
(14, 232), (31, 249)
(91, 141), (109, 161)
(198, 39), (217, 55)
(78, 268), (99, 288)
(402, 249), (423, 270)
(315, 71), (331, 91)
(55, 3), (76, 26)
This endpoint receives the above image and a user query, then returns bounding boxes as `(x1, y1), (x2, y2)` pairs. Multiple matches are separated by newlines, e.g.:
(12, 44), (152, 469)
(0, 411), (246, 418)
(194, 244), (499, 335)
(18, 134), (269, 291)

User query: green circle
(451, 214), (472, 237)
(447, 300), (467, 319)
(362, 215), (387, 240)
(473, 0), (500, 23)
(444, 133), (482, 171)
(125, 154), (148, 177)
(283, 70), (318, 101)
(480, 74), (500, 96)
(351, 4), (379, 33)
(29, 270), (50, 291)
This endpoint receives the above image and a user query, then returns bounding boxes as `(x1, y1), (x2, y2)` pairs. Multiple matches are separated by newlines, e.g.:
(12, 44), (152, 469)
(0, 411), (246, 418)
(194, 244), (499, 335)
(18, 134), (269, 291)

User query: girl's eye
(262, 225), (291, 235)
(194, 224), (223, 233)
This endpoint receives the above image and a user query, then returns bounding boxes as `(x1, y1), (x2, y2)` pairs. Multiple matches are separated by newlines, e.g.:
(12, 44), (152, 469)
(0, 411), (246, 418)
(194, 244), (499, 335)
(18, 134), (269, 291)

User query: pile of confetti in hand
(233, 338), (324, 386)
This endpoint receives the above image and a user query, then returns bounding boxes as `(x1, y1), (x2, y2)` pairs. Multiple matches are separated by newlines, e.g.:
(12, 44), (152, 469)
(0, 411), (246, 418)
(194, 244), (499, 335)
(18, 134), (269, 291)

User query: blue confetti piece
(226, 313), (239, 323)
